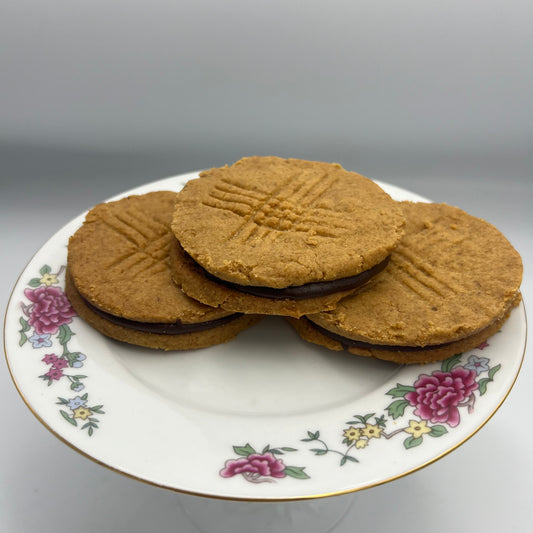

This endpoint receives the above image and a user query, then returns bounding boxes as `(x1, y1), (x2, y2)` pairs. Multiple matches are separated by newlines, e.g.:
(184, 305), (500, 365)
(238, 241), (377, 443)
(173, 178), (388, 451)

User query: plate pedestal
(176, 493), (357, 533)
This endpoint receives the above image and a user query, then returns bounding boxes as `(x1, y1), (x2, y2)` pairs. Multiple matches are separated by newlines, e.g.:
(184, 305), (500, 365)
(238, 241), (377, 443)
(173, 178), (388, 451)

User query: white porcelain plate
(4, 173), (527, 501)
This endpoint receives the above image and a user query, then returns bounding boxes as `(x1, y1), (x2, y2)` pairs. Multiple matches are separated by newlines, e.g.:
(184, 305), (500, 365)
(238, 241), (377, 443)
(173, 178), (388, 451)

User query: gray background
(1, 1), (532, 532)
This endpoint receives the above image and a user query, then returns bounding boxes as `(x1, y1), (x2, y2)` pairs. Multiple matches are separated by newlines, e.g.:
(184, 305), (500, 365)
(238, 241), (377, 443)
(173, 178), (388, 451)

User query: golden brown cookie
(170, 156), (405, 317)
(288, 202), (523, 363)
(67, 191), (261, 350)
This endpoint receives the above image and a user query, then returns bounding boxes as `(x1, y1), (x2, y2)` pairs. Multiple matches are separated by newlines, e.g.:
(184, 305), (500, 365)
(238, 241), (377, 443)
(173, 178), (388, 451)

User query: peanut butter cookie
(171, 156), (405, 317)
(67, 191), (261, 350)
(288, 202), (523, 363)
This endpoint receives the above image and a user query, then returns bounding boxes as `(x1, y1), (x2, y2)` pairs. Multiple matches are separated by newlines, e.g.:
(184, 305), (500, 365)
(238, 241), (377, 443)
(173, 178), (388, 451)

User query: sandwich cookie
(170, 156), (405, 317)
(66, 191), (261, 350)
(288, 202), (523, 363)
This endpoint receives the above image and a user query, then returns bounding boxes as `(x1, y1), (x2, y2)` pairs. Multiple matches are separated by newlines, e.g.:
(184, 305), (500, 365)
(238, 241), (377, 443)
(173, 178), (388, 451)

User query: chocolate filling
(306, 319), (455, 352)
(83, 297), (243, 335)
(197, 256), (391, 301)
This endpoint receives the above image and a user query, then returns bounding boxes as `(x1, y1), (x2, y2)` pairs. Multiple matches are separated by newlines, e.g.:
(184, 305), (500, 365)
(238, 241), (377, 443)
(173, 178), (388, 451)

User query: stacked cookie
(170, 157), (405, 317)
(66, 156), (523, 363)
(66, 191), (261, 350)
(287, 201), (522, 363)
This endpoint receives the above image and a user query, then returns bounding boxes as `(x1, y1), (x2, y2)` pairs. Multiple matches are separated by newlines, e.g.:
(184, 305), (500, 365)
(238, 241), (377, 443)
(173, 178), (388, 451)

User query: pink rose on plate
(220, 452), (286, 481)
(24, 286), (76, 335)
(405, 366), (479, 428)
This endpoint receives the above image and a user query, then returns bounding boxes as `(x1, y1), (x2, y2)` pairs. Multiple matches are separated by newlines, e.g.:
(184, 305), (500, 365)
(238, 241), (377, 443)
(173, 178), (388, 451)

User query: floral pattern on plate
(302, 351), (500, 466)
(220, 443), (310, 483)
(219, 350), (501, 483)
(19, 264), (105, 436)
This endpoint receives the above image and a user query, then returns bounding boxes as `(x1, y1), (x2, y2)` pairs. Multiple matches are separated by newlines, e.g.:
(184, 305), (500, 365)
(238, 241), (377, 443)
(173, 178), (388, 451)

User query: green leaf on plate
(375, 415), (387, 428)
(310, 448), (327, 456)
(337, 454), (359, 466)
(488, 364), (501, 380)
(478, 378), (489, 396)
(404, 436), (423, 449)
(304, 430), (319, 441)
(60, 410), (77, 426)
(441, 353), (463, 372)
(233, 443), (256, 457)
(386, 399), (410, 420)
(478, 364), (500, 396)
(429, 425), (448, 437)
(57, 324), (74, 346)
(19, 333), (28, 347)
(283, 466), (310, 479)
(386, 384), (416, 398)
(39, 265), (52, 276)
(347, 414), (367, 425)
(18, 317), (30, 346)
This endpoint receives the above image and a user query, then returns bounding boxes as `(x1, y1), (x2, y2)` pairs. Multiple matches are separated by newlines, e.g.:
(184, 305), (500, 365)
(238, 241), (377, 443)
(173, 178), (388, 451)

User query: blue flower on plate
(28, 333), (52, 349)
(465, 355), (490, 375)
(71, 353), (87, 368)
(67, 396), (87, 410)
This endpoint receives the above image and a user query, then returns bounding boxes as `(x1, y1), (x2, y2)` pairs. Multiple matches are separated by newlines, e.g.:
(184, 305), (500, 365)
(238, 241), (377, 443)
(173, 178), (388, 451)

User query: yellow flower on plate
(355, 439), (368, 449)
(40, 273), (58, 286)
(343, 427), (362, 442)
(73, 407), (93, 420)
(361, 423), (383, 439)
(404, 420), (432, 439)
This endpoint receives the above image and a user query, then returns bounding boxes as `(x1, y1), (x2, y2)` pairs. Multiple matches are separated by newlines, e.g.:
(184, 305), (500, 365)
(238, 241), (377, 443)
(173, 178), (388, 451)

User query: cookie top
(171, 156), (405, 288)
(307, 202), (523, 346)
(68, 191), (234, 324)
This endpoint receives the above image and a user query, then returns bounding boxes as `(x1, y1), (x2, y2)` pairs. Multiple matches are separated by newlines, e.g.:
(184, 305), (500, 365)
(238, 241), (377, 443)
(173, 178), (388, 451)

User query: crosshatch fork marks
(100, 209), (171, 279)
(391, 246), (462, 303)
(202, 175), (354, 244)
